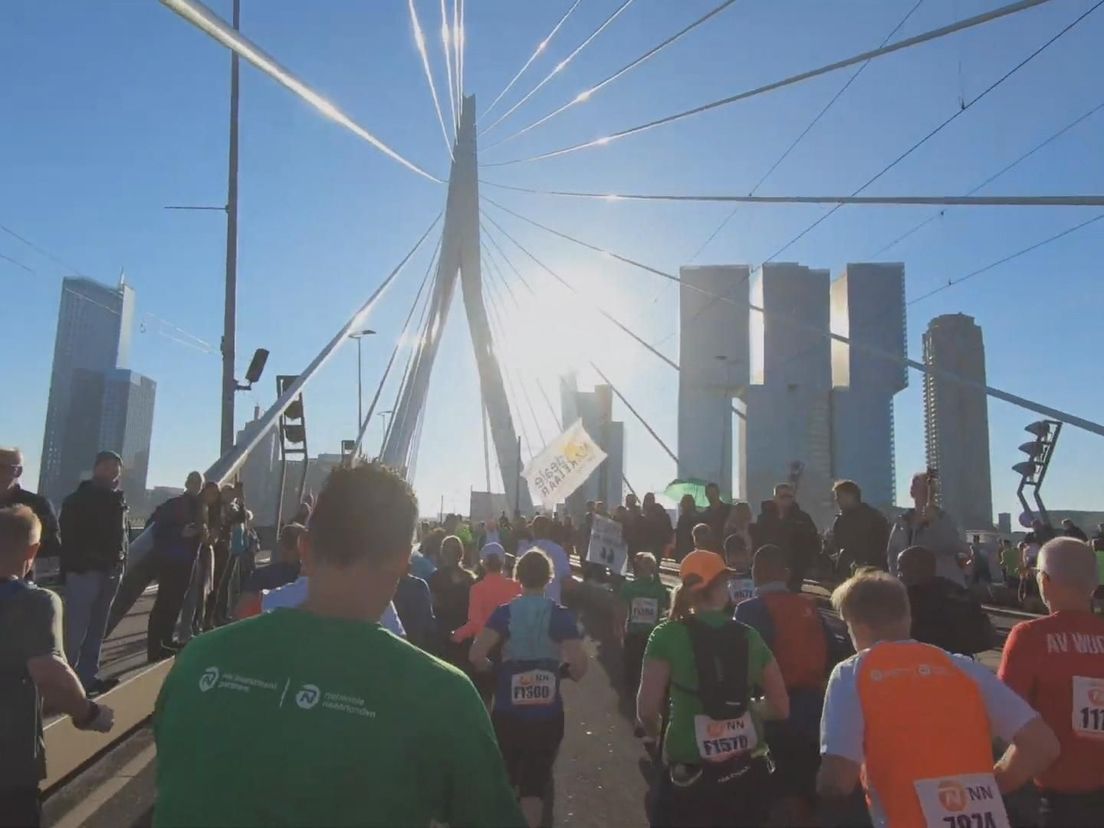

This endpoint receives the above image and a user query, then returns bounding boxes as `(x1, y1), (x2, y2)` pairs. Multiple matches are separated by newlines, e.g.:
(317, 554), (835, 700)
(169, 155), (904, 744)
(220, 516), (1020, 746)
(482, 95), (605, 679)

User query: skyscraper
(830, 263), (907, 511)
(677, 266), (750, 499)
(560, 376), (624, 512)
(923, 314), (994, 529)
(99, 369), (157, 500)
(741, 263), (835, 527)
(40, 276), (135, 504)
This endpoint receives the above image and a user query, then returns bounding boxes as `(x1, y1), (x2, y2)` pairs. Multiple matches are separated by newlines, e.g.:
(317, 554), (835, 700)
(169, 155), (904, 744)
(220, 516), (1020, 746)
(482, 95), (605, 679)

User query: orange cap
(678, 549), (734, 591)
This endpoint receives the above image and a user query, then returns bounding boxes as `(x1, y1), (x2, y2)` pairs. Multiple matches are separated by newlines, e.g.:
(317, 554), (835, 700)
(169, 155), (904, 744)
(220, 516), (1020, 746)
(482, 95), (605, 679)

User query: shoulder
(549, 603), (580, 640)
(645, 618), (684, 655)
(487, 602), (512, 628)
(19, 584), (63, 618)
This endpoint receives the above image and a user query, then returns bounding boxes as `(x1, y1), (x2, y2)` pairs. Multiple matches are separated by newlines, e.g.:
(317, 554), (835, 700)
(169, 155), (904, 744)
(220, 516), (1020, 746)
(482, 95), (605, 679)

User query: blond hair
(831, 570), (910, 632)
(0, 505), (41, 559)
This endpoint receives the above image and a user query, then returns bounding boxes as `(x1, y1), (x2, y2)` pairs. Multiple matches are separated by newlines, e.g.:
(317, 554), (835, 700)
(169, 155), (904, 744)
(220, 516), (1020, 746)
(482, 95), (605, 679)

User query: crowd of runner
(2, 453), (1104, 827)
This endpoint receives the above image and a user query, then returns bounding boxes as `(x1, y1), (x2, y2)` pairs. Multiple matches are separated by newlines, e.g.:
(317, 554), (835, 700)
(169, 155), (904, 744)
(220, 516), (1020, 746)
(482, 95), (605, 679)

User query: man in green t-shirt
(154, 464), (524, 828)
(614, 552), (669, 695)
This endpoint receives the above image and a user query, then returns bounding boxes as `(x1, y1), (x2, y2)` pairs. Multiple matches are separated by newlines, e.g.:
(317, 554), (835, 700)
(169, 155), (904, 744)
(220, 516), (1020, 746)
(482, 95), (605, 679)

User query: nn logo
(937, 779), (994, 813)
(295, 683), (321, 710)
(1089, 687), (1104, 706)
(198, 667), (220, 693)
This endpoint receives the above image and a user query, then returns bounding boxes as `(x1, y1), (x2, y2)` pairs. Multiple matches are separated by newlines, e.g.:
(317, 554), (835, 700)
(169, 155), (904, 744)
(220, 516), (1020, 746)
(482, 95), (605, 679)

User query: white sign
(913, 773), (1010, 828)
(523, 419), (607, 508)
(586, 514), (629, 575)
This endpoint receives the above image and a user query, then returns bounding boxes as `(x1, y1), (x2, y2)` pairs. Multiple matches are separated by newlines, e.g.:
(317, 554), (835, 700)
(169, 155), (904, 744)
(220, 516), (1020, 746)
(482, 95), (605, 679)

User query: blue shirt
(410, 551), (437, 582)
(393, 575), (436, 651)
(486, 595), (579, 719)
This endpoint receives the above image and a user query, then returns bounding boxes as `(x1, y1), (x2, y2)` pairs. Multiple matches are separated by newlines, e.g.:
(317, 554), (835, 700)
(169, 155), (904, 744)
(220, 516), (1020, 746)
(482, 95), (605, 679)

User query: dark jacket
(642, 506), (674, 556)
(59, 481), (128, 574)
(827, 502), (890, 572)
(674, 511), (698, 561)
(908, 577), (995, 656)
(756, 502), (820, 568)
(700, 502), (732, 547)
(1, 485), (61, 560)
(152, 493), (204, 562)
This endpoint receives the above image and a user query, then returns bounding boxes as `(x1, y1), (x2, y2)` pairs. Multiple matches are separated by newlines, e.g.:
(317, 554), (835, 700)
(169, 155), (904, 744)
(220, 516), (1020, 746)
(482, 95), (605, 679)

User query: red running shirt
(998, 611), (1104, 793)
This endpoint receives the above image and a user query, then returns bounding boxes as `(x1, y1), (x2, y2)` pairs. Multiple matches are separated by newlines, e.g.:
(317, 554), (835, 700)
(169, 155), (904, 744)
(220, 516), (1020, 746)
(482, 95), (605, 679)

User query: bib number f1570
(1073, 675), (1104, 739)
(913, 773), (1010, 828)
(511, 670), (556, 706)
(629, 597), (659, 625)
(693, 712), (757, 762)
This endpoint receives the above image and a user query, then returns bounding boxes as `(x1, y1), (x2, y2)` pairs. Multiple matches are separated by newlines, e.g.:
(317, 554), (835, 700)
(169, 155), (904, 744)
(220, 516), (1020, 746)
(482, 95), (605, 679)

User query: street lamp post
(349, 330), (375, 438)
(715, 355), (733, 497)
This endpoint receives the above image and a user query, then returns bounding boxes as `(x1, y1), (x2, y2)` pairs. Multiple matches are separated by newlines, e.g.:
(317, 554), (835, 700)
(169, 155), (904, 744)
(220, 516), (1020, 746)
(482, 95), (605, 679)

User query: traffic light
(275, 375), (310, 528)
(1014, 419), (1061, 528)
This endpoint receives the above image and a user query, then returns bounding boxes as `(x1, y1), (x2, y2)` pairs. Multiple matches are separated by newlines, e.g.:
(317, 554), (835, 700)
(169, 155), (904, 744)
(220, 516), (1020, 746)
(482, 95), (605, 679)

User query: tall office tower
(741, 263), (834, 527)
(39, 276), (135, 504)
(829, 263), (907, 511)
(923, 314), (994, 530)
(236, 406), (280, 526)
(560, 376), (624, 514)
(677, 266), (750, 499)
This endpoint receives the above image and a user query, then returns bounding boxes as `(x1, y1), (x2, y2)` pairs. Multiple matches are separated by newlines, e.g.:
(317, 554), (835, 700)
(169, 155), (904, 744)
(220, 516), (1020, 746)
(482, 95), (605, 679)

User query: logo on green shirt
(199, 667), (220, 692)
(296, 684), (321, 710)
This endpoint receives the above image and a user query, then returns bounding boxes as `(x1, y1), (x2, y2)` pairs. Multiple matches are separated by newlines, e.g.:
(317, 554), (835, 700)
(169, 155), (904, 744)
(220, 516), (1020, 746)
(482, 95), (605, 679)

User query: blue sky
(2, 0), (1102, 522)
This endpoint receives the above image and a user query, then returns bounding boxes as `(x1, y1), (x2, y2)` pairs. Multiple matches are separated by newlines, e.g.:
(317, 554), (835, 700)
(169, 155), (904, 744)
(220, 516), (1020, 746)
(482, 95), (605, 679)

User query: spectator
(897, 545), (995, 656)
(699, 482), (731, 544)
(672, 494), (697, 562)
(999, 538), (1020, 588)
(428, 535), (476, 667)
(0, 505), (114, 827)
(153, 464), (523, 827)
(887, 471), (970, 587)
(1061, 518), (1088, 542)
(578, 500), (596, 556)
(721, 501), (758, 561)
(640, 492), (673, 558)
(58, 450), (128, 694)
(175, 481), (220, 642)
(825, 480), (890, 573)
(412, 526), (444, 581)
(621, 494), (644, 556)
(531, 515), (572, 603)
(0, 447), (61, 572)
(233, 522), (305, 619)
(756, 483), (820, 592)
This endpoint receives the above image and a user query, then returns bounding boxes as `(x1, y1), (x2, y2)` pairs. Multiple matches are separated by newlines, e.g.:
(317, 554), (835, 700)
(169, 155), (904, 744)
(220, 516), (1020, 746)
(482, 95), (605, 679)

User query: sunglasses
(1, 464), (22, 475)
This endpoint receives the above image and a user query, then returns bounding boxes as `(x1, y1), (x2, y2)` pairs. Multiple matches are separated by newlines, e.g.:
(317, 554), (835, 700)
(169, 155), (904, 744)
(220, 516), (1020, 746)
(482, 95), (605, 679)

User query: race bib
(1072, 675), (1104, 739)
(913, 773), (1010, 828)
(629, 597), (659, 625)
(510, 669), (557, 706)
(693, 713), (758, 762)
(728, 578), (755, 605)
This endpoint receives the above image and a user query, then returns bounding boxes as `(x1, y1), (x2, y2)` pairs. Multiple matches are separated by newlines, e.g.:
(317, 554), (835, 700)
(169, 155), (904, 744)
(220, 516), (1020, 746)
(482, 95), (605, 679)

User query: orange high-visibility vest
(857, 641), (1000, 828)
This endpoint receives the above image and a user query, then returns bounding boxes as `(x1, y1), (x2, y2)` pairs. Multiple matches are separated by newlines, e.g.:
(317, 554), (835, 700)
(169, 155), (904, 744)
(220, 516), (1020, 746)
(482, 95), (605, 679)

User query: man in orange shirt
(453, 543), (522, 645)
(999, 536), (1104, 827)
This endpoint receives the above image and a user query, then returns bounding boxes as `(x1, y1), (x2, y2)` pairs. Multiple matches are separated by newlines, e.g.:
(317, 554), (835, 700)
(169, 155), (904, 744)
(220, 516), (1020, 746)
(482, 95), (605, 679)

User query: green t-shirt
(1000, 545), (1020, 575)
(643, 611), (774, 765)
(154, 609), (525, 828)
(617, 577), (670, 634)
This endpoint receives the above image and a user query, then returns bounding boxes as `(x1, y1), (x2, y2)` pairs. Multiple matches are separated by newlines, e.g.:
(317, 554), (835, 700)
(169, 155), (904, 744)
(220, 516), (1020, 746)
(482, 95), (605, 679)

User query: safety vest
(857, 641), (1008, 828)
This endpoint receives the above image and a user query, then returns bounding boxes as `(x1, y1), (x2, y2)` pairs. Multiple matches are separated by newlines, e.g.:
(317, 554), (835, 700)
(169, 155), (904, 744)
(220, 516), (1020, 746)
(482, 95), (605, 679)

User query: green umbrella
(663, 478), (731, 509)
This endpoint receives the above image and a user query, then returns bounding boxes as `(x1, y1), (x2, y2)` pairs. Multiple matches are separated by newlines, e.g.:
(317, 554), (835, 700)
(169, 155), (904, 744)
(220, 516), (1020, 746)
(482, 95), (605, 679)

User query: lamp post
(349, 330), (376, 437)
(715, 355), (733, 497)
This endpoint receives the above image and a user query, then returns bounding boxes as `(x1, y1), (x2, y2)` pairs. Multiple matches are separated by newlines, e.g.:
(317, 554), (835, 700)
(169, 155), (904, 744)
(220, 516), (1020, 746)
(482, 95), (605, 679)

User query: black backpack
(672, 616), (750, 720)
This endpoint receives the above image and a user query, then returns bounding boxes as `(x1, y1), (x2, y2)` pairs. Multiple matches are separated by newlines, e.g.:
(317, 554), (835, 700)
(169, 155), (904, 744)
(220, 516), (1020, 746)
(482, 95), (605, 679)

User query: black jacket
(908, 577), (995, 656)
(756, 502), (820, 566)
(1, 485), (61, 560)
(59, 481), (128, 574)
(828, 502), (890, 571)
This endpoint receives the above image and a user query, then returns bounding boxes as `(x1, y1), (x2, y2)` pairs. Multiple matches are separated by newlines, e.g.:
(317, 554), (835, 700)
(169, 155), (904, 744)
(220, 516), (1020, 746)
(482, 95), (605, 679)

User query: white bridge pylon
(382, 96), (533, 513)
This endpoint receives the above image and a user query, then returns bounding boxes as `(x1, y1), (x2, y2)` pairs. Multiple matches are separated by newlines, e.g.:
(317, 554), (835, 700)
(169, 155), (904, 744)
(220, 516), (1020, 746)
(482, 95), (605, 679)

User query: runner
(637, 549), (789, 827)
(614, 551), (670, 696)
(153, 463), (524, 827)
(232, 522), (304, 619)
(531, 515), (572, 603)
(735, 544), (836, 826)
(817, 570), (1060, 828)
(998, 537), (1104, 827)
(258, 565), (406, 637)
(470, 548), (588, 828)
(429, 535), (476, 665)
(722, 533), (756, 609)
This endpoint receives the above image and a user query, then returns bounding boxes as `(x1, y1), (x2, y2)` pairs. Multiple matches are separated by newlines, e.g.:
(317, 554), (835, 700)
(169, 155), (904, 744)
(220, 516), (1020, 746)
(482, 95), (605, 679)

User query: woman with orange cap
(636, 549), (790, 826)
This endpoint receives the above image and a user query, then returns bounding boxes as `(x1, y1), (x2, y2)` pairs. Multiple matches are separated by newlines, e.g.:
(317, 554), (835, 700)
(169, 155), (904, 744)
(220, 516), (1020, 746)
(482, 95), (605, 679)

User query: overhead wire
(485, 0), (742, 152)
(160, 0), (443, 184)
(407, 0), (454, 158)
(482, 0), (1057, 167)
(689, 0), (926, 262)
(453, 0), (463, 103)
(481, 0), (584, 124)
(480, 0), (640, 137)
(439, 0), (459, 132)
(871, 98), (1104, 257)
(481, 197), (1104, 437)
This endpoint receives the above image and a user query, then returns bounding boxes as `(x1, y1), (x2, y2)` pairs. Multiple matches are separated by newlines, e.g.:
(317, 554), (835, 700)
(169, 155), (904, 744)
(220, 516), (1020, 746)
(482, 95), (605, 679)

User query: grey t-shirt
(0, 579), (64, 787)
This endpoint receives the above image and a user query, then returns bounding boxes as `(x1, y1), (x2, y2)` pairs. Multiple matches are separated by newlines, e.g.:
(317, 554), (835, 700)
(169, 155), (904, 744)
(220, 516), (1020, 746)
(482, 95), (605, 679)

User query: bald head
(1038, 537), (1098, 593)
(897, 545), (936, 587)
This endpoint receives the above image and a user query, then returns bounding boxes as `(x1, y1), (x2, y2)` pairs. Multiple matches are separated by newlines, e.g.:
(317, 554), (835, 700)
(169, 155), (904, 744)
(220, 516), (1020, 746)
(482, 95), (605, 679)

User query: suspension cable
(161, 0), (443, 183)
(439, 0), (458, 131)
(486, 0), (741, 151)
(480, 266), (537, 457)
(408, 0), (454, 157)
(589, 363), (677, 465)
(480, 0), (640, 137)
(481, 0), (1056, 167)
(481, 0), (583, 124)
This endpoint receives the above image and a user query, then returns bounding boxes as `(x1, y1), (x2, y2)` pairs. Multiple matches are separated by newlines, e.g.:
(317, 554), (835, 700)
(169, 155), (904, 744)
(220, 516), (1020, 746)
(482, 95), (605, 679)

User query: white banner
(586, 514), (629, 575)
(523, 419), (607, 508)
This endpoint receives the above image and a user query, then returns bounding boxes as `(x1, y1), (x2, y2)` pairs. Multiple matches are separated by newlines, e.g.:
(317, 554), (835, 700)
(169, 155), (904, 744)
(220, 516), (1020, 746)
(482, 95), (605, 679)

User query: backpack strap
(670, 616), (750, 720)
